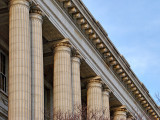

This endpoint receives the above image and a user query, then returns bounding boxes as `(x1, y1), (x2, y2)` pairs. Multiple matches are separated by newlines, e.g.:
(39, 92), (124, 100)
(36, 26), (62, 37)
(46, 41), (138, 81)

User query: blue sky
(81, 0), (160, 104)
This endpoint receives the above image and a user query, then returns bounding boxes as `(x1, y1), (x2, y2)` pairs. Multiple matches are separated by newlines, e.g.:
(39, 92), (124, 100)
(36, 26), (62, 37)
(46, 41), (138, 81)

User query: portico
(0, 0), (159, 120)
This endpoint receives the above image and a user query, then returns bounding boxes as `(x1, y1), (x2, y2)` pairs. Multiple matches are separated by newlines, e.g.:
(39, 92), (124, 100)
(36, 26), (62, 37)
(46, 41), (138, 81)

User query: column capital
(102, 87), (111, 96)
(52, 39), (71, 54)
(30, 6), (43, 23)
(72, 51), (82, 59)
(55, 42), (71, 48)
(53, 39), (71, 48)
(72, 56), (81, 64)
(88, 79), (102, 83)
(87, 76), (102, 89)
(10, 0), (31, 8)
(30, 5), (44, 16)
(113, 105), (127, 114)
(72, 51), (82, 64)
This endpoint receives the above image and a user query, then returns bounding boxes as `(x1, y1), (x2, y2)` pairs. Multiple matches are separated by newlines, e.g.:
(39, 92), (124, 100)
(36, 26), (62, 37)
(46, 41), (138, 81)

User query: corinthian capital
(10, 0), (32, 8)
(113, 105), (127, 113)
(72, 50), (82, 59)
(30, 5), (43, 15)
(52, 38), (71, 48)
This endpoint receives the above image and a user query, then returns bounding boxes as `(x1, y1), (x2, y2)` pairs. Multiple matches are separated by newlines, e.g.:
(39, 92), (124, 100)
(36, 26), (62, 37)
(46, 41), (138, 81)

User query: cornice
(55, 0), (160, 119)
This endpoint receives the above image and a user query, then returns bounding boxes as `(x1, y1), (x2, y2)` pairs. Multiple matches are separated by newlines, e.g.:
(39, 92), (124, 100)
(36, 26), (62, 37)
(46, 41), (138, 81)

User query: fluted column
(113, 106), (127, 120)
(87, 79), (102, 119)
(72, 54), (82, 115)
(53, 41), (72, 116)
(102, 87), (111, 120)
(30, 7), (44, 120)
(9, 0), (31, 120)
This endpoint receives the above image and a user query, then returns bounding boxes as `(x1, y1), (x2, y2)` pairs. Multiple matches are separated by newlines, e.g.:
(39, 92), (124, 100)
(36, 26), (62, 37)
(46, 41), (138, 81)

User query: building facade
(0, 0), (160, 120)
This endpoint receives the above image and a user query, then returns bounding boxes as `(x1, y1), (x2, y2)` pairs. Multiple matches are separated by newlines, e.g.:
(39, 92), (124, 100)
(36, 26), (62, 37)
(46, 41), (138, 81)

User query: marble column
(87, 79), (103, 119)
(102, 87), (111, 120)
(53, 41), (72, 116)
(113, 106), (127, 120)
(9, 0), (31, 120)
(72, 54), (82, 114)
(30, 7), (44, 120)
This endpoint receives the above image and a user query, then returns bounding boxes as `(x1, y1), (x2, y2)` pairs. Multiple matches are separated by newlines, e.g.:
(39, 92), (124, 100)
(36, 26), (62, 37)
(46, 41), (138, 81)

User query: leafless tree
(44, 104), (110, 120)
(44, 104), (157, 120)
(155, 92), (160, 103)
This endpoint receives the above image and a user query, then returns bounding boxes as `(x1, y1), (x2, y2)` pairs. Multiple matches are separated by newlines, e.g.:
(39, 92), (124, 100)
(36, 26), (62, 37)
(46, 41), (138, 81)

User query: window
(0, 52), (6, 92)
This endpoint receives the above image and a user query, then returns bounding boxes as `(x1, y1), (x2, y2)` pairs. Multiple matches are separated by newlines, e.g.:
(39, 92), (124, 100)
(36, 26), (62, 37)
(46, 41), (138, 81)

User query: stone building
(0, 0), (160, 120)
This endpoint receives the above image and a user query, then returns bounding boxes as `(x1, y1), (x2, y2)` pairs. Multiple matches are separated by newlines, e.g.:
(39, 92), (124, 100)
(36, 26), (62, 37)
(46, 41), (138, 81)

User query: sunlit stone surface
(9, 0), (31, 119)
(30, 7), (44, 120)
(53, 42), (73, 115)
(87, 79), (103, 119)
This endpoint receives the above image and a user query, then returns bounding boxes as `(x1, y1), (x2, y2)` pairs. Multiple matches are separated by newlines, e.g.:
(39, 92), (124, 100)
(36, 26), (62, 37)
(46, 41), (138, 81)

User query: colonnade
(8, 0), (131, 120)
(9, 0), (44, 119)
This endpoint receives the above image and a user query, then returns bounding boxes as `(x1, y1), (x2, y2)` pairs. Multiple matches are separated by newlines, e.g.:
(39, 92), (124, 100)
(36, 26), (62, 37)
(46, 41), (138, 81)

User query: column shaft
(53, 44), (72, 116)
(102, 89), (110, 120)
(30, 11), (44, 120)
(87, 80), (102, 119)
(9, 0), (31, 120)
(72, 56), (81, 114)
